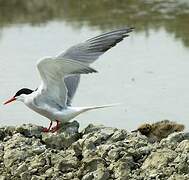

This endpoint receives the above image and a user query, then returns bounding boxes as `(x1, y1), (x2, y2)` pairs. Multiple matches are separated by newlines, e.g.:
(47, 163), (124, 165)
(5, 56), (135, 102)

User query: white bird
(4, 27), (133, 132)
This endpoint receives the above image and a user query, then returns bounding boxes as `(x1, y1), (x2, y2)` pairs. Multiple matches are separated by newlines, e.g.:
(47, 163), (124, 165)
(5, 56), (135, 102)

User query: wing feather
(56, 27), (134, 105)
(37, 57), (97, 108)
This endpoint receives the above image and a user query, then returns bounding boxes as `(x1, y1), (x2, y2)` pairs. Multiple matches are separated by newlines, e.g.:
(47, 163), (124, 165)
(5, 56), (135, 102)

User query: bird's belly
(26, 102), (57, 121)
(53, 108), (82, 123)
(25, 101), (81, 122)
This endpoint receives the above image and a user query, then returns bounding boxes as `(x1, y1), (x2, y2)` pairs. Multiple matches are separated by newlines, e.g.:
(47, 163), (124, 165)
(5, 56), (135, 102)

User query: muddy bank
(0, 121), (189, 180)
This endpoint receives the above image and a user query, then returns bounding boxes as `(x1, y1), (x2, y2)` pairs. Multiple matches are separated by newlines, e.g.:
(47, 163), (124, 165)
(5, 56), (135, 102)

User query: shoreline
(0, 121), (189, 179)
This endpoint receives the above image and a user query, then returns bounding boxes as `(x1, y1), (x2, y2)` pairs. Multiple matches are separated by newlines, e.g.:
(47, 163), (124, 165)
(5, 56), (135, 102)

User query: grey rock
(45, 168), (54, 177)
(162, 132), (189, 144)
(31, 175), (45, 180)
(142, 148), (177, 170)
(30, 154), (46, 169)
(15, 124), (43, 138)
(0, 129), (6, 141)
(42, 121), (80, 150)
(20, 171), (31, 180)
(0, 144), (4, 163)
(82, 169), (110, 180)
(168, 174), (189, 180)
(1, 122), (189, 179)
(176, 139), (189, 152)
(3, 148), (27, 168)
(80, 157), (109, 180)
(13, 162), (28, 176)
(0, 126), (15, 140)
(0, 176), (6, 180)
(55, 155), (78, 173)
(109, 129), (128, 142)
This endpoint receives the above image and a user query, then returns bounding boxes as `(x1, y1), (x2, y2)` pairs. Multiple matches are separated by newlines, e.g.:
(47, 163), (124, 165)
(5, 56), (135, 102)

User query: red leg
(48, 121), (53, 131)
(42, 121), (53, 132)
(51, 120), (61, 133)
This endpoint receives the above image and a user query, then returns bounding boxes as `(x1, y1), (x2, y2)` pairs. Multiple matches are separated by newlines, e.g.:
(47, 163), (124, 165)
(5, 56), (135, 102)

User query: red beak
(4, 97), (16, 105)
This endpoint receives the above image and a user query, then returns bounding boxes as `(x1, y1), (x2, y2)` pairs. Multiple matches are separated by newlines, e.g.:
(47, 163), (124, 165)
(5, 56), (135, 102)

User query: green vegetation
(0, 0), (189, 46)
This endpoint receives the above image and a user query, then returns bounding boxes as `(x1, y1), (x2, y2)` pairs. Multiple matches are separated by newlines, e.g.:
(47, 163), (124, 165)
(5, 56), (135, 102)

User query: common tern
(4, 27), (133, 132)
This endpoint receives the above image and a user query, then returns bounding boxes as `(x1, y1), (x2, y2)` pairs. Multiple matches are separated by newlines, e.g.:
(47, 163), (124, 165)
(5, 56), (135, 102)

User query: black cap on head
(14, 88), (33, 97)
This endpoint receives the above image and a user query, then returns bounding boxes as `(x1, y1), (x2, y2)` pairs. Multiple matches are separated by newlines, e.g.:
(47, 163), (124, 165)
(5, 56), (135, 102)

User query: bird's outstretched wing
(57, 27), (134, 105)
(36, 57), (97, 109)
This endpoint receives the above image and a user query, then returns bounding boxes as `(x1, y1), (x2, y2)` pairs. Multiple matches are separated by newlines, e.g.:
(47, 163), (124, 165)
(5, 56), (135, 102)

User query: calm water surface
(0, 0), (189, 130)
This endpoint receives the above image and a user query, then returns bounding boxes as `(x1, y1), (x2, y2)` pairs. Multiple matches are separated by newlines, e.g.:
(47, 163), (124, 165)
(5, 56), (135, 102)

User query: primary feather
(57, 27), (134, 105)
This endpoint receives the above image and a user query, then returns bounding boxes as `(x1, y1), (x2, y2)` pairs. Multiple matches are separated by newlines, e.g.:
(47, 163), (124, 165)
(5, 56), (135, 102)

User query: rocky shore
(0, 121), (189, 180)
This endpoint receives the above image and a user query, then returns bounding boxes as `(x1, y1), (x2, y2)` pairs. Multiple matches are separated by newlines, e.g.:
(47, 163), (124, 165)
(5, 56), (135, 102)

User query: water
(0, 0), (189, 131)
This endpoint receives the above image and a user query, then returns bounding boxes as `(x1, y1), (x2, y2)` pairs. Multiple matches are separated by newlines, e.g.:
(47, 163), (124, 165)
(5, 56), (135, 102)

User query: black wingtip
(93, 69), (98, 73)
(89, 67), (98, 73)
(113, 26), (135, 33)
(127, 26), (135, 29)
(122, 27), (135, 34)
(87, 27), (134, 42)
(123, 27), (135, 33)
(82, 66), (98, 74)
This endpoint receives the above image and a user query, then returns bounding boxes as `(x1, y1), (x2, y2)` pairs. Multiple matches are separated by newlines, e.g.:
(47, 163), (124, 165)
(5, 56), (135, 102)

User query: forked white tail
(80, 103), (120, 113)
(65, 103), (121, 122)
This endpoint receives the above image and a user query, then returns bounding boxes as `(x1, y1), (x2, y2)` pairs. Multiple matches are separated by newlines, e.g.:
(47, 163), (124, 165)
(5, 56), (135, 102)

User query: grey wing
(64, 75), (80, 106)
(36, 57), (97, 109)
(58, 27), (134, 63)
(57, 27), (134, 105)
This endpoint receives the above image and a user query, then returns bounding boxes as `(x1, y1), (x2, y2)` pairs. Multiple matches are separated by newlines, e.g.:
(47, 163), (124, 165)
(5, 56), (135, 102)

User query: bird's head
(3, 88), (34, 105)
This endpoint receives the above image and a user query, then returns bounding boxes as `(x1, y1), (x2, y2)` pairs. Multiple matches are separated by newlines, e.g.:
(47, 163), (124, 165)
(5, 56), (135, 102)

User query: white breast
(23, 91), (84, 122)
(24, 91), (58, 121)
